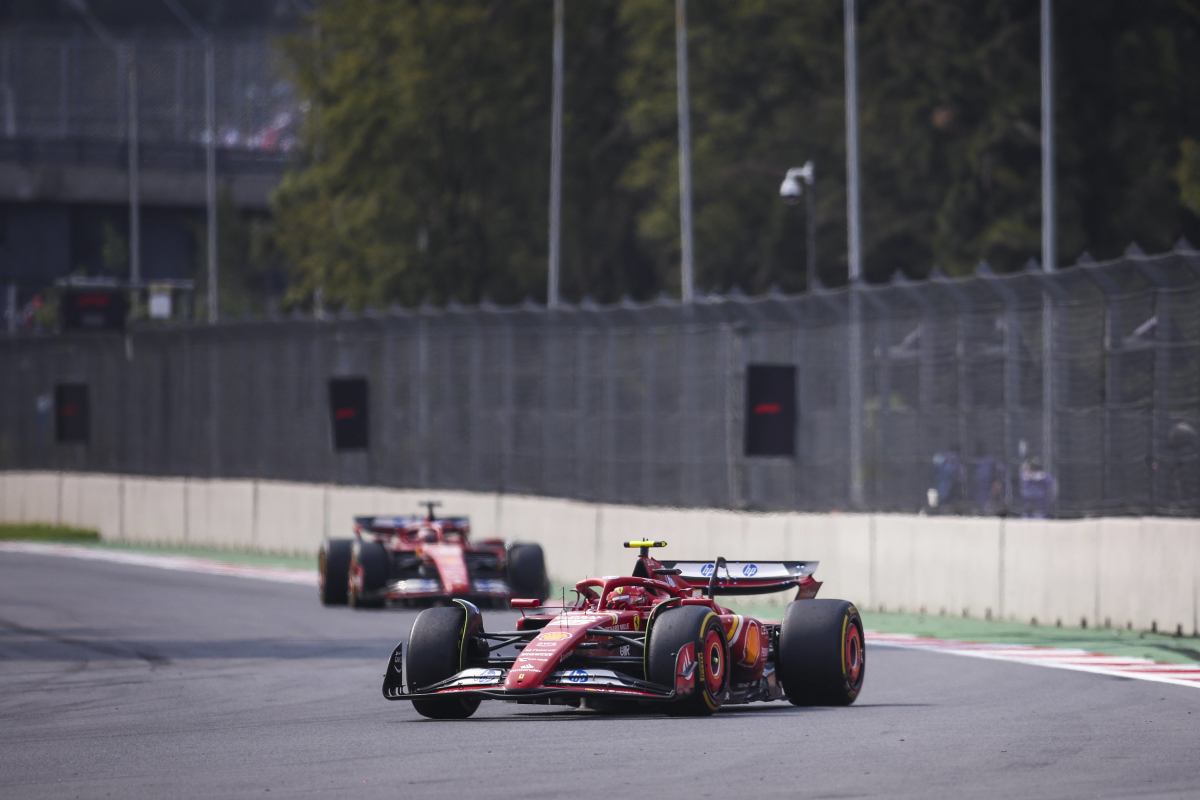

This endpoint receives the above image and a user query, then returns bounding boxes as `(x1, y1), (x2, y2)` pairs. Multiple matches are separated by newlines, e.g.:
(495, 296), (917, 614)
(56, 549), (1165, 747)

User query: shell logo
(539, 632), (571, 641)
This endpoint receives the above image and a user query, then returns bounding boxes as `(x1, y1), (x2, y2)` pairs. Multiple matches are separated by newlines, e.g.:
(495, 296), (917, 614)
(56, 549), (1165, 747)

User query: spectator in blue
(1019, 457), (1055, 518)
(929, 445), (965, 512)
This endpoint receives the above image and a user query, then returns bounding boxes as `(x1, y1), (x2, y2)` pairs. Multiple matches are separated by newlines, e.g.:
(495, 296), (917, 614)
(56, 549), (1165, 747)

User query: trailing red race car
(319, 502), (549, 609)
(382, 540), (864, 718)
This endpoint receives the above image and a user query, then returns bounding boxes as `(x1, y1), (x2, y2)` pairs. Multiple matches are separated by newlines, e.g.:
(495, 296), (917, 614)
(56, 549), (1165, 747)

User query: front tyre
(348, 540), (388, 609)
(318, 539), (353, 606)
(407, 606), (483, 720)
(646, 605), (729, 716)
(777, 599), (865, 706)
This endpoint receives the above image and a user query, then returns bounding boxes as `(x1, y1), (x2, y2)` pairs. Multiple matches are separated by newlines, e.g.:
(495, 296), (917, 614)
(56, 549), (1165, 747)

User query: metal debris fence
(2, 248), (1199, 518)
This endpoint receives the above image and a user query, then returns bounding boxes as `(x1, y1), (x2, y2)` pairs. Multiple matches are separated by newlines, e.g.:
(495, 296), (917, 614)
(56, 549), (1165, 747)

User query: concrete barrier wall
(2, 470), (1196, 636)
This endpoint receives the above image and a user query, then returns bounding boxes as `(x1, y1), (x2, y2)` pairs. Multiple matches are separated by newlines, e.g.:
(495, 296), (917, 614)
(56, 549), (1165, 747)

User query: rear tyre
(348, 540), (388, 609)
(407, 606), (482, 720)
(646, 605), (729, 716)
(777, 599), (865, 706)
(318, 539), (353, 606)
(507, 543), (549, 600)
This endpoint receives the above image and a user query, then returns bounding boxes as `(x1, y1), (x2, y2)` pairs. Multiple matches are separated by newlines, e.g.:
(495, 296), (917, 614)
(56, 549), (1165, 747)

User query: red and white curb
(0, 541), (316, 586)
(867, 630), (1200, 690)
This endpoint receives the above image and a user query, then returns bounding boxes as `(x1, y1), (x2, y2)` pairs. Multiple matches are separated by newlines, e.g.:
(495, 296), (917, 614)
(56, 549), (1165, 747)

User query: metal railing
(2, 248), (1198, 517)
(0, 34), (298, 153)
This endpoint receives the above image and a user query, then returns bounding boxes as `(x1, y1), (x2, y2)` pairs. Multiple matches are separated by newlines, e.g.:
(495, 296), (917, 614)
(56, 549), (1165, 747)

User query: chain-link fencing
(2, 249), (1198, 517)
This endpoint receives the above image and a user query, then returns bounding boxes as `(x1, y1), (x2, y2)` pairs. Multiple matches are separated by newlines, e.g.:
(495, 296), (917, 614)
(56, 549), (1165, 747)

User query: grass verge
(0, 523), (99, 542)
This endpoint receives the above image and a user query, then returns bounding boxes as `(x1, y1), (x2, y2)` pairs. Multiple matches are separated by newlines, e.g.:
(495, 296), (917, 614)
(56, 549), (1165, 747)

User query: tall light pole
(547, 0), (564, 309)
(161, 0), (218, 322)
(66, 0), (140, 299)
(780, 162), (816, 290)
(844, 0), (864, 508)
(844, 0), (862, 285)
(676, 0), (695, 303)
(1040, 0), (1056, 492)
(1041, 0), (1055, 277)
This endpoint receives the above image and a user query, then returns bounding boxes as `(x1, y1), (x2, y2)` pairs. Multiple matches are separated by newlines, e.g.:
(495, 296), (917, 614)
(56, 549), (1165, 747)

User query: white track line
(0, 541), (316, 586)
(867, 631), (1200, 690)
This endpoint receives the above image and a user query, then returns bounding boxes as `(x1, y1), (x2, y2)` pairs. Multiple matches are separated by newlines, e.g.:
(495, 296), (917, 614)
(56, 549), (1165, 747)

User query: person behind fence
(1166, 421), (1198, 507)
(928, 446), (966, 510)
(972, 449), (1008, 514)
(1019, 457), (1055, 517)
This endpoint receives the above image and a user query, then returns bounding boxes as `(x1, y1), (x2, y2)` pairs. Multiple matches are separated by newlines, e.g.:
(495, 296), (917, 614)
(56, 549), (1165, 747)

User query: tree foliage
(276, 0), (1200, 309)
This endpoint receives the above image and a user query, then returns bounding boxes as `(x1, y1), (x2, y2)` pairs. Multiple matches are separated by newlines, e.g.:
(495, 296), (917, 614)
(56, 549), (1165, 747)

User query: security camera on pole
(780, 162), (816, 291)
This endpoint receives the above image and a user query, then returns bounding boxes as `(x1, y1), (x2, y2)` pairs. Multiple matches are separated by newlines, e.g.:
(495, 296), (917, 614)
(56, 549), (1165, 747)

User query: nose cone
(504, 627), (578, 690)
(503, 611), (619, 690)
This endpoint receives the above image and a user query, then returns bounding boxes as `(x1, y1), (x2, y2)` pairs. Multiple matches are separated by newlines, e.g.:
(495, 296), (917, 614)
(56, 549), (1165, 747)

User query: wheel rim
(702, 628), (724, 695)
(845, 622), (864, 689)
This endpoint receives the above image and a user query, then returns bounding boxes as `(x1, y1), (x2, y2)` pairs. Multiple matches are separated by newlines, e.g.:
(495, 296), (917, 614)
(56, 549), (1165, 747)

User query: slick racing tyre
(647, 605), (729, 716)
(407, 605), (483, 720)
(348, 540), (388, 609)
(507, 543), (549, 601)
(777, 599), (865, 706)
(318, 538), (353, 606)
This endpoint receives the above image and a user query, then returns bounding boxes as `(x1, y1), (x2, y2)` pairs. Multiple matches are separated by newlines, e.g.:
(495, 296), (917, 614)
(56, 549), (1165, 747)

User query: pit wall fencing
(1, 470), (1197, 637)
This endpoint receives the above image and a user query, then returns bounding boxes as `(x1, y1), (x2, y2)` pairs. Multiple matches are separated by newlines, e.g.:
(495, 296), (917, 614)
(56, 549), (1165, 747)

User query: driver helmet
(606, 585), (650, 609)
(418, 526), (438, 543)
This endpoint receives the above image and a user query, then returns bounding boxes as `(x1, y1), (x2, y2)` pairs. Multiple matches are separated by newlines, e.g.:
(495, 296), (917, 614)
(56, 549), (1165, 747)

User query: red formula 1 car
(382, 540), (864, 718)
(319, 502), (549, 609)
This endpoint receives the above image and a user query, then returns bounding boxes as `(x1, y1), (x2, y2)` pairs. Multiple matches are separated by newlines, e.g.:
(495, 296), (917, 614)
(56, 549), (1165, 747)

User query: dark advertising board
(745, 364), (796, 457)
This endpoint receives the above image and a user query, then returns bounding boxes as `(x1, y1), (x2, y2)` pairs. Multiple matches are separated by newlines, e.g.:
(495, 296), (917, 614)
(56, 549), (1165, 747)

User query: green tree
(276, 0), (1200, 306)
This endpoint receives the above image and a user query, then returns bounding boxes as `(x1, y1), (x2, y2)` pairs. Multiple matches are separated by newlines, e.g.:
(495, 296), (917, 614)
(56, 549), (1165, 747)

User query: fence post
(1130, 257), (1173, 513)
(1030, 266), (1069, 515)
(930, 270), (973, 511)
(977, 265), (1022, 513)
(848, 285), (864, 509)
(724, 321), (744, 509)
(1079, 257), (1122, 514)
(641, 311), (657, 506)
(859, 288), (893, 509)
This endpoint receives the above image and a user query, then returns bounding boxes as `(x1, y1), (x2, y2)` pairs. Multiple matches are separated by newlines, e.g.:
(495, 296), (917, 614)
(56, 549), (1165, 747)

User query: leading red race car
(319, 502), (549, 609)
(382, 540), (864, 718)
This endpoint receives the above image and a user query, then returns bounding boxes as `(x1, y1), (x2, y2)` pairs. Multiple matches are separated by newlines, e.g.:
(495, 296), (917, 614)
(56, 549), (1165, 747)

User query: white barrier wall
(1, 470), (1196, 636)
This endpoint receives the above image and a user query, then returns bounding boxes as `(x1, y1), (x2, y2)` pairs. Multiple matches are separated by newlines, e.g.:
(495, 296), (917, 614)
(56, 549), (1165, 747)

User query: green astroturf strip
(716, 593), (1200, 667)
(859, 610), (1200, 666)
(0, 523), (100, 542)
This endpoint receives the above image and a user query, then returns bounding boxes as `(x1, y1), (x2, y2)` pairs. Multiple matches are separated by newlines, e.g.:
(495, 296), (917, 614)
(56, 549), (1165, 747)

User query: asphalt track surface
(2, 552), (1198, 800)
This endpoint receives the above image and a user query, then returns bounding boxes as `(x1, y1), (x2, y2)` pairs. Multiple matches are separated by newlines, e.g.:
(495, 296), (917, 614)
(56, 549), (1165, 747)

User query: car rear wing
(657, 559), (819, 597)
(354, 515), (471, 535)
